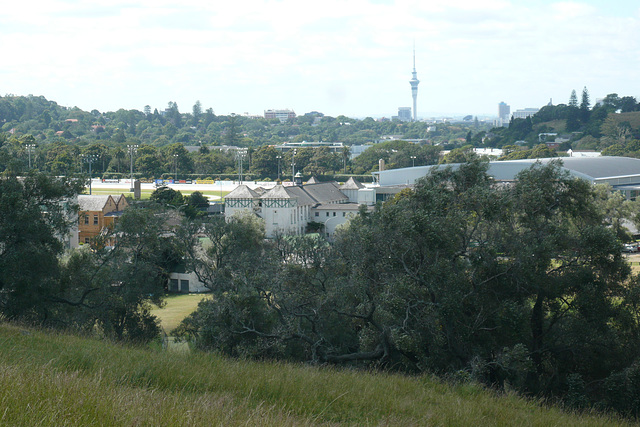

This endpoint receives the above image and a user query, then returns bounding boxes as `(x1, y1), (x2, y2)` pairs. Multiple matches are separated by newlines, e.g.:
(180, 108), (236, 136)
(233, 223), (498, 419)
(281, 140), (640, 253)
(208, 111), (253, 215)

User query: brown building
(78, 194), (129, 245)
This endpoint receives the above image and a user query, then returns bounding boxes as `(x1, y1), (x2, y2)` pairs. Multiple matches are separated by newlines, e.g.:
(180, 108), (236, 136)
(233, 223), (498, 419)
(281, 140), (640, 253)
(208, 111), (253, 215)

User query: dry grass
(0, 323), (631, 426)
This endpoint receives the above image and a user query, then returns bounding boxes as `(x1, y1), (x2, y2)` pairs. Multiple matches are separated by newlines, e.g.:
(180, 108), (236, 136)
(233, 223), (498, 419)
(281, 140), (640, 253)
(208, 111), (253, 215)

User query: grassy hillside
(0, 323), (630, 426)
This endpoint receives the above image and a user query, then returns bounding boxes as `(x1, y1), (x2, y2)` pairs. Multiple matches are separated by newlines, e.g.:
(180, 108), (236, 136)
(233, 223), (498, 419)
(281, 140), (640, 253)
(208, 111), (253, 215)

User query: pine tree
(569, 89), (578, 107)
(580, 87), (591, 123)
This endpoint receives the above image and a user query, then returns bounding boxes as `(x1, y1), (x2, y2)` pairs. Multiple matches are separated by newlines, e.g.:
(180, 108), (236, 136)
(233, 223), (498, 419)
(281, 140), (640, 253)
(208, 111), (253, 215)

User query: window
(333, 212), (336, 217)
(84, 216), (89, 225)
(170, 279), (179, 292)
(343, 212), (346, 217)
(315, 212), (319, 217)
(93, 215), (98, 225)
(326, 212), (329, 217)
(84, 238), (90, 244)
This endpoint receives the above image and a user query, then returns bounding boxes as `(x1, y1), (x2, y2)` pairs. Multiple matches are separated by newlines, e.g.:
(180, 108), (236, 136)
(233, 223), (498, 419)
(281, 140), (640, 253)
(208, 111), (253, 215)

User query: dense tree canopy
(176, 159), (640, 417)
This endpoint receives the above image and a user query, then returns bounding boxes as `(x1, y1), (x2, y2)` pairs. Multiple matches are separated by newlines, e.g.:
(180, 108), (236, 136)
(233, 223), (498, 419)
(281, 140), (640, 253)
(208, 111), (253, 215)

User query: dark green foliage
(178, 160), (640, 419)
(149, 186), (184, 207)
(0, 172), (84, 321)
(0, 173), (180, 342)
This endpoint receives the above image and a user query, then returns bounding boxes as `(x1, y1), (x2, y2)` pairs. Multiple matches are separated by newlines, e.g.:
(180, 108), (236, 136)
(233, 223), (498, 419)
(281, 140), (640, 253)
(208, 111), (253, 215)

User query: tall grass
(0, 323), (630, 426)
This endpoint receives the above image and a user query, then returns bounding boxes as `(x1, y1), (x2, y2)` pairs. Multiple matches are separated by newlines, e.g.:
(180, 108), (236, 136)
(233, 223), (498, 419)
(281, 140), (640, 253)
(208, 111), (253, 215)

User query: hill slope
(0, 323), (629, 426)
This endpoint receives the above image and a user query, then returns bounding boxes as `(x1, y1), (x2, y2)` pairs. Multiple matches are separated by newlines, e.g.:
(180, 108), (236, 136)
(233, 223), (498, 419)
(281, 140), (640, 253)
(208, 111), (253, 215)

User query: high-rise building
(397, 107), (412, 122)
(498, 102), (510, 122)
(409, 47), (420, 122)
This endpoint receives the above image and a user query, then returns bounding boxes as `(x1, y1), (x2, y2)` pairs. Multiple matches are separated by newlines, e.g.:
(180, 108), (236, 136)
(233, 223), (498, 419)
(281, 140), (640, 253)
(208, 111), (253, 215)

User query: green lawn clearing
(151, 293), (211, 334)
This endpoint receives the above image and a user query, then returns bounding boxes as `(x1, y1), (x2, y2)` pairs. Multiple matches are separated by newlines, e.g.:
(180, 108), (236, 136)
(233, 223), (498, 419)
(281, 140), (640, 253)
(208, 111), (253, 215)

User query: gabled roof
(78, 195), (112, 211)
(225, 184), (259, 199)
(261, 185), (293, 199)
(283, 186), (317, 206)
(303, 182), (348, 204)
(253, 186), (267, 196)
(340, 177), (365, 190)
(306, 176), (321, 184)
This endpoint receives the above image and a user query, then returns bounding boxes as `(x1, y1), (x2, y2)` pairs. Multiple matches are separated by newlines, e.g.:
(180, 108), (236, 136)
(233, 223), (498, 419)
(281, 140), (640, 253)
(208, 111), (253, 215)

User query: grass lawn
(151, 293), (211, 334)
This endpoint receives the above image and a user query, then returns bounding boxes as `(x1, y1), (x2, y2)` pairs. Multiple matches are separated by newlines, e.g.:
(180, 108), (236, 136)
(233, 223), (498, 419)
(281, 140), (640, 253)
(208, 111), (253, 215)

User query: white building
(264, 109), (296, 123)
(225, 177), (374, 238)
(512, 108), (539, 119)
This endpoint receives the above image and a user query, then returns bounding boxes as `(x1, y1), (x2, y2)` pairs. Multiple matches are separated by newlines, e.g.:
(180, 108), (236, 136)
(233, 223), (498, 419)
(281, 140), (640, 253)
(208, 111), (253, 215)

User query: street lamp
(276, 155), (282, 181)
(81, 154), (98, 195)
(291, 149), (297, 182)
(236, 149), (247, 184)
(127, 144), (138, 192)
(25, 144), (35, 169)
(410, 156), (417, 167)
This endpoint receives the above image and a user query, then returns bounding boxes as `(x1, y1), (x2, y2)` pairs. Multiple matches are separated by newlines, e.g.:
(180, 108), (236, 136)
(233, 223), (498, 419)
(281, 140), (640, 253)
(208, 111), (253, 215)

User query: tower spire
(409, 43), (420, 122)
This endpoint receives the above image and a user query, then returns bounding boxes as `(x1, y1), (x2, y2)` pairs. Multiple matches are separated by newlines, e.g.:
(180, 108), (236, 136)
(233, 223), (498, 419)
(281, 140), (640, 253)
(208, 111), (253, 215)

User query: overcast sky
(2, 1), (639, 119)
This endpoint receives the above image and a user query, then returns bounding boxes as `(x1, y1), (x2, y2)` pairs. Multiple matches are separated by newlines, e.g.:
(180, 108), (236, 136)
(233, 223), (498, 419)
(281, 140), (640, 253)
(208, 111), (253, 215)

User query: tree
(149, 186), (184, 207)
(59, 205), (183, 342)
(250, 145), (278, 178)
(192, 100), (202, 124)
(176, 159), (640, 415)
(569, 89), (579, 108)
(580, 86), (591, 123)
(0, 172), (85, 323)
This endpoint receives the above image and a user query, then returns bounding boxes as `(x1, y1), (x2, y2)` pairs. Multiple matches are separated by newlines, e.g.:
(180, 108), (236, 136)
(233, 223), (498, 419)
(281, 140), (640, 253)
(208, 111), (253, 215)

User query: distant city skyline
(1, 1), (639, 119)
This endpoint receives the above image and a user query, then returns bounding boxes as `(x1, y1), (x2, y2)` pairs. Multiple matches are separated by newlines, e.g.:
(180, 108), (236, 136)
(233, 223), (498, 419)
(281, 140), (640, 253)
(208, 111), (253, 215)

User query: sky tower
(409, 46), (420, 122)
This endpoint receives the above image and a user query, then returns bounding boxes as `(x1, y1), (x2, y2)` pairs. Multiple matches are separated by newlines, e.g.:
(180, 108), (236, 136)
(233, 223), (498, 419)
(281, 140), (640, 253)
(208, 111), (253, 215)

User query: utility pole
(127, 144), (138, 192)
(411, 156), (416, 167)
(26, 144), (35, 169)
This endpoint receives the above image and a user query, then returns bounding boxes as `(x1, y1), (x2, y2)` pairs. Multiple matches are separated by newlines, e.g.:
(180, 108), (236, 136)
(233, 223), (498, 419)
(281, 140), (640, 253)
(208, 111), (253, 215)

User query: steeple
(409, 44), (420, 122)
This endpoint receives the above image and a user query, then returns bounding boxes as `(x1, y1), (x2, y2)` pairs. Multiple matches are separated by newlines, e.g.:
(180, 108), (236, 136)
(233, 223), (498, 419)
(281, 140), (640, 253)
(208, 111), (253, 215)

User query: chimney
(379, 159), (385, 172)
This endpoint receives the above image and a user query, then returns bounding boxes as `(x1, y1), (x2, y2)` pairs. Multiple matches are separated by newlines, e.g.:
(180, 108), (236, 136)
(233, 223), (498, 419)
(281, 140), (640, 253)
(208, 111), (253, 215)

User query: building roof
(313, 203), (363, 211)
(261, 185), (293, 199)
(78, 195), (112, 211)
(306, 176), (321, 184)
(283, 186), (317, 206)
(225, 184), (259, 199)
(302, 182), (348, 204)
(373, 156), (640, 187)
(253, 186), (267, 196)
(340, 177), (365, 190)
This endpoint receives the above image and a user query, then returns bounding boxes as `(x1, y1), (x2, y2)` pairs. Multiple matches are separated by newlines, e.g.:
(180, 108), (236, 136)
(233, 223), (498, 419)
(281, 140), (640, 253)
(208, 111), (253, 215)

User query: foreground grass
(151, 293), (211, 333)
(0, 323), (630, 426)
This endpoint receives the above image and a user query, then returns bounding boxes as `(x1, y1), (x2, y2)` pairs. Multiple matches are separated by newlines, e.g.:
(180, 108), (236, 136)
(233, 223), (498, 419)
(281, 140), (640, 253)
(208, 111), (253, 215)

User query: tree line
(175, 160), (640, 418)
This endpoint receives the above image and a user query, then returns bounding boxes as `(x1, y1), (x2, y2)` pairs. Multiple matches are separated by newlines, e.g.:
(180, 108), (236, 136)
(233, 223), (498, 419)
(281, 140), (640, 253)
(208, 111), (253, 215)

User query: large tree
(0, 172), (84, 322)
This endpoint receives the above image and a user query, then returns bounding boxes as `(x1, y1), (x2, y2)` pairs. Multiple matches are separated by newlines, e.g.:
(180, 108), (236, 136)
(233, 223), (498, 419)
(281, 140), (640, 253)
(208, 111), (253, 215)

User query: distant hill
(0, 323), (629, 426)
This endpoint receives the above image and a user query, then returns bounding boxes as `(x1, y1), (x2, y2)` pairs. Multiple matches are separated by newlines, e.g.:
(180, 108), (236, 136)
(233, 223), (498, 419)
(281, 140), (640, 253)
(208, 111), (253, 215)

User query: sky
(1, 0), (640, 119)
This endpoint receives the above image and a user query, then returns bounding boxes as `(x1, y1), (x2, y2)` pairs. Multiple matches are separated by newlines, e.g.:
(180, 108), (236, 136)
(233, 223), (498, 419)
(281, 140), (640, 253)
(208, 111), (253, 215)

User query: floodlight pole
(127, 144), (138, 192)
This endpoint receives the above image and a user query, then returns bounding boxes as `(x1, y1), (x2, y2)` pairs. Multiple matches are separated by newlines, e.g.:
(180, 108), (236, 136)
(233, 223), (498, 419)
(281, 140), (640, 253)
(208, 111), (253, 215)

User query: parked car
(623, 243), (640, 253)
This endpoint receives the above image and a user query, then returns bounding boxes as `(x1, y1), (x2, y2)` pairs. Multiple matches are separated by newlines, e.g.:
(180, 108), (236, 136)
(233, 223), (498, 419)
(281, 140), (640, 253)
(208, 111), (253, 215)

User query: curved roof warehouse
(372, 156), (640, 200)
